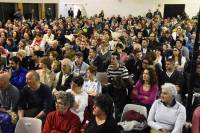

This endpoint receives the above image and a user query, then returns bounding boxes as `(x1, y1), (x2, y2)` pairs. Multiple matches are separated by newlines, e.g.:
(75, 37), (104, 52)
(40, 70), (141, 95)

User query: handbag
(0, 112), (15, 133)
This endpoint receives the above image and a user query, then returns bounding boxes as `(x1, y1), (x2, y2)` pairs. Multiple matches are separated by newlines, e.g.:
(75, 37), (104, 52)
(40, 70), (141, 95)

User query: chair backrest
(96, 72), (108, 85)
(121, 104), (148, 121)
(15, 117), (42, 133)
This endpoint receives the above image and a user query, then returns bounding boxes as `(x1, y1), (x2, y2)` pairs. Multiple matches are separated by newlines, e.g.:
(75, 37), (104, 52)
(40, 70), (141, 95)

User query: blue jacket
(10, 66), (27, 90)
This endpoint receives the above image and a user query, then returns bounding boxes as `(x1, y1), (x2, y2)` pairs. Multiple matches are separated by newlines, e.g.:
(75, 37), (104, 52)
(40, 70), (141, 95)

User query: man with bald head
(18, 70), (53, 120)
(0, 71), (19, 133)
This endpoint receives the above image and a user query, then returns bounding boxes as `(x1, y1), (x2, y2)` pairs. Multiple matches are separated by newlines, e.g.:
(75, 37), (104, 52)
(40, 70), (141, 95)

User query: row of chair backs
(15, 117), (42, 133)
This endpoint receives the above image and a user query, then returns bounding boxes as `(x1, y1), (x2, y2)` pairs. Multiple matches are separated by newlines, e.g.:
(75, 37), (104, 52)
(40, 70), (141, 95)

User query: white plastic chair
(118, 104), (148, 132)
(15, 117), (42, 133)
(121, 104), (148, 120)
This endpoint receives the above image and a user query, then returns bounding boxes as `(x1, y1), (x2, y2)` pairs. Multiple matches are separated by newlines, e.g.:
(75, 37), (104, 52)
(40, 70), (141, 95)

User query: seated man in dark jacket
(18, 70), (53, 120)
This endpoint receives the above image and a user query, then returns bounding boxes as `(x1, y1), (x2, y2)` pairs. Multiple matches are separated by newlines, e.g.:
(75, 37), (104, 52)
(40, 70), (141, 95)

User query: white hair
(61, 58), (73, 70)
(161, 83), (177, 97)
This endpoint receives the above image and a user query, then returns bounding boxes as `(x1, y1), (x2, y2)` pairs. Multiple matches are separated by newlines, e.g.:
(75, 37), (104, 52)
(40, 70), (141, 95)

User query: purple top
(131, 80), (158, 105)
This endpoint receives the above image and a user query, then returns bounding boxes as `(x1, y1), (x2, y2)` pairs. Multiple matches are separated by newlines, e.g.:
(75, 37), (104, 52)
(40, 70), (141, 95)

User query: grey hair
(61, 58), (73, 71)
(56, 91), (75, 108)
(161, 83), (177, 97)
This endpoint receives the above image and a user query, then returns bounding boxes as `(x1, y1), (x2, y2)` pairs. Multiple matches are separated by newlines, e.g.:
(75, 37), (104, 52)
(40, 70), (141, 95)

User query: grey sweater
(0, 83), (19, 111)
(148, 99), (186, 133)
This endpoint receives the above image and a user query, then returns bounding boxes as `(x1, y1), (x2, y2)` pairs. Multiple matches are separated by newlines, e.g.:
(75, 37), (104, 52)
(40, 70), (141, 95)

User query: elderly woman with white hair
(147, 83), (186, 133)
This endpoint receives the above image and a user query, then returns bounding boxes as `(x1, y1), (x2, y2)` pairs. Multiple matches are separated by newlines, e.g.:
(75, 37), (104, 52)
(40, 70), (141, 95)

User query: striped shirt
(107, 64), (129, 80)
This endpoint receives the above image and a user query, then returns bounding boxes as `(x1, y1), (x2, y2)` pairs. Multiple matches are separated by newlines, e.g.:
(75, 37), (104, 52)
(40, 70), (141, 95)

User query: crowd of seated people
(0, 8), (199, 133)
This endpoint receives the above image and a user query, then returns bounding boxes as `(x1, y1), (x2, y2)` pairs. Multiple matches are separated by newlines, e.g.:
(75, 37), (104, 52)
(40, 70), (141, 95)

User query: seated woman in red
(43, 91), (81, 133)
(131, 67), (159, 110)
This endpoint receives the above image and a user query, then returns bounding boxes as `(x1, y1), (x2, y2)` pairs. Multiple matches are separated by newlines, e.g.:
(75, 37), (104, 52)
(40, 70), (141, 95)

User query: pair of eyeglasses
(55, 101), (65, 105)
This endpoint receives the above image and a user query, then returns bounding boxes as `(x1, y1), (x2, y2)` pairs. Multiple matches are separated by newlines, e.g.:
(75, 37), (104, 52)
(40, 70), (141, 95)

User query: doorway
(164, 4), (185, 18)
(23, 3), (39, 20)
(45, 4), (57, 19)
(0, 3), (16, 23)
(65, 4), (87, 18)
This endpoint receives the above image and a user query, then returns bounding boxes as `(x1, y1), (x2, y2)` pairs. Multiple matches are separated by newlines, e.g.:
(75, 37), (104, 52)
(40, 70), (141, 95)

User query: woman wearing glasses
(43, 91), (81, 133)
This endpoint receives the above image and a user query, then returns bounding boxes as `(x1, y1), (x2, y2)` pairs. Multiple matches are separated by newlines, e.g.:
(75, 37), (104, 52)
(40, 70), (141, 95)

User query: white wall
(0, 0), (59, 3)
(58, 0), (85, 17)
(0, 0), (199, 18)
(58, 0), (200, 18)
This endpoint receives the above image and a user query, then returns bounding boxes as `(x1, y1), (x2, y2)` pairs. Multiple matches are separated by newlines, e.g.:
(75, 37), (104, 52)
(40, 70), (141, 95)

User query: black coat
(56, 72), (73, 91)
(85, 117), (121, 133)
(160, 70), (185, 95)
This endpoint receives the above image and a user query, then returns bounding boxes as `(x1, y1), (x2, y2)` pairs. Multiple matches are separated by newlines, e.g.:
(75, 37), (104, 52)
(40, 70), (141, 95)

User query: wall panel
(0, 0), (199, 18)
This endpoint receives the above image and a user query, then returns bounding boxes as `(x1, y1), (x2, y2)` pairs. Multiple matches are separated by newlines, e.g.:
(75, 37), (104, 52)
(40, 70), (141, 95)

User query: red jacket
(43, 110), (81, 133)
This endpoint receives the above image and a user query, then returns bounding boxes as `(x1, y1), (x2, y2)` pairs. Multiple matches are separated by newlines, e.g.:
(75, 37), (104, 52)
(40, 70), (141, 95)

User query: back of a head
(72, 75), (84, 87)
(94, 94), (114, 117)
(39, 56), (52, 69)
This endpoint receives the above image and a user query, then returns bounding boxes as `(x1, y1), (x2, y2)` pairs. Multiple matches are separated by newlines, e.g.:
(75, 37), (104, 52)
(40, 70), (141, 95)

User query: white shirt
(82, 79), (102, 95)
(66, 89), (88, 122)
(175, 56), (186, 72)
(166, 71), (173, 78)
(42, 34), (54, 43)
